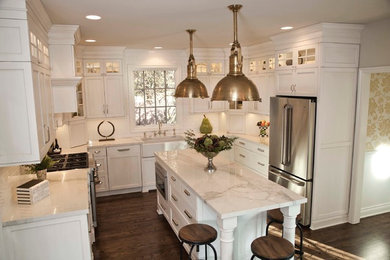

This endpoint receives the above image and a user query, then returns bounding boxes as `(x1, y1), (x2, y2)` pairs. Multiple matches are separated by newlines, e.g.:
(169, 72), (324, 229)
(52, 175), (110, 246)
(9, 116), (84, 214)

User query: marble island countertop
(0, 169), (90, 226)
(155, 149), (305, 219)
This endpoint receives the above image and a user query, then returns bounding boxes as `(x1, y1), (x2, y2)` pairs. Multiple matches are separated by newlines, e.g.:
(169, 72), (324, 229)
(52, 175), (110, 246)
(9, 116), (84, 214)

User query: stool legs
(180, 242), (217, 260)
(250, 255), (255, 260)
(296, 223), (304, 257)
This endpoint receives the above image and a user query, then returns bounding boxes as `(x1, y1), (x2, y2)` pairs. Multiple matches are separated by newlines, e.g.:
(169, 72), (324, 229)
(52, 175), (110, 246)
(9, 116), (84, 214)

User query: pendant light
(211, 4), (260, 102)
(175, 29), (208, 98)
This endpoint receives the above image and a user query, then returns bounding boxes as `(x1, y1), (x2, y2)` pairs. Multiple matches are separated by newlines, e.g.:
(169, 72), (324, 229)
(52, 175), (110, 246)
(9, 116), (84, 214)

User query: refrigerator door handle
(269, 168), (305, 187)
(282, 104), (292, 165)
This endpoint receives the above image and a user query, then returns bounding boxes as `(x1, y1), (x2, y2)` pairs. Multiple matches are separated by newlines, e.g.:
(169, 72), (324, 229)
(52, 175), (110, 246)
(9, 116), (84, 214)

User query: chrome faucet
(158, 121), (162, 135)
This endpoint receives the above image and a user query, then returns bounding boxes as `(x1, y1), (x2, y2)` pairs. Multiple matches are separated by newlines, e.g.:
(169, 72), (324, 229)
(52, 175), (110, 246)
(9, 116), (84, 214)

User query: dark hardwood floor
(93, 191), (390, 259)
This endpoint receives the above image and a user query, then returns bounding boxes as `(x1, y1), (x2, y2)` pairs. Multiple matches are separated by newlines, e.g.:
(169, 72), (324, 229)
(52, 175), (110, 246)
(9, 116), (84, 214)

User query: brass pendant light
(174, 29), (208, 98)
(211, 4), (261, 102)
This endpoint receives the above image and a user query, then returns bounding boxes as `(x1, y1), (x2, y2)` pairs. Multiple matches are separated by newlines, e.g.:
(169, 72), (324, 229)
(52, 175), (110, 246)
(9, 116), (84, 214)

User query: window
(133, 69), (176, 126)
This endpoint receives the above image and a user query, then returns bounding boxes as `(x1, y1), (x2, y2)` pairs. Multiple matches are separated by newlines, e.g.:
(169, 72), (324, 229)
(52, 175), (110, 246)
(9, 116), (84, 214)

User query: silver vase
(205, 157), (217, 173)
(36, 169), (47, 180)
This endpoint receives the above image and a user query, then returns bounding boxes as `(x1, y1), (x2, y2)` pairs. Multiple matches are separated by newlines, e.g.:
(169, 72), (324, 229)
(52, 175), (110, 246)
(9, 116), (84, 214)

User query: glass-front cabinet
(196, 60), (224, 75)
(84, 60), (122, 76)
(276, 44), (317, 69)
(248, 55), (275, 74)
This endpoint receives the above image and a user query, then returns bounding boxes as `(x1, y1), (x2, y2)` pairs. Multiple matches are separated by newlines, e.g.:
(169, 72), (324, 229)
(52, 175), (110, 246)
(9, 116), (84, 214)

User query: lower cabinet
(3, 214), (91, 260)
(234, 138), (269, 178)
(88, 144), (142, 195)
(107, 145), (141, 190)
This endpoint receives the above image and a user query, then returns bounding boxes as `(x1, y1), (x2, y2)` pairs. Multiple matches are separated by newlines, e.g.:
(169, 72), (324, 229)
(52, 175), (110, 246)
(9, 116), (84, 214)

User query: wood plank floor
(93, 191), (390, 259)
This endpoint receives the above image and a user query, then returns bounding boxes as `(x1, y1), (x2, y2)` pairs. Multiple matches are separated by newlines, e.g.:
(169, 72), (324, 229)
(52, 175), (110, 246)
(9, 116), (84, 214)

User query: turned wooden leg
(217, 217), (237, 260)
(280, 205), (300, 260)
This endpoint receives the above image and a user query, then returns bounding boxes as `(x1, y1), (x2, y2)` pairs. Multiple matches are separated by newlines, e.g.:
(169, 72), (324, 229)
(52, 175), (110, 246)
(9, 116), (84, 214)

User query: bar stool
(179, 223), (218, 260)
(250, 236), (294, 260)
(265, 209), (304, 257)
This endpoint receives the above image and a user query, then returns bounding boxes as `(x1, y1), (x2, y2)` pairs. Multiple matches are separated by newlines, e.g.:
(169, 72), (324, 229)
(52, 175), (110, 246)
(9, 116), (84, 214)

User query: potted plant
(24, 155), (56, 180)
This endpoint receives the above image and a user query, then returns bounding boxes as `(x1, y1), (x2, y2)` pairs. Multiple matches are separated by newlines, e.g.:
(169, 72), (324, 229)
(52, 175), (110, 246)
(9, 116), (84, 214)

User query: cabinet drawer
(171, 204), (187, 234)
(107, 145), (140, 157)
(170, 186), (181, 211)
(157, 193), (169, 217)
(95, 175), (109, 192)
(251, 155), (268, 176)
(181, 183), (197, 210)
(234, 146), (252, 168)
(88, 147), (106, 157)
(180, 203), (197, 224)
(169, 173), (180, 192)
(235, 138), (269, 156)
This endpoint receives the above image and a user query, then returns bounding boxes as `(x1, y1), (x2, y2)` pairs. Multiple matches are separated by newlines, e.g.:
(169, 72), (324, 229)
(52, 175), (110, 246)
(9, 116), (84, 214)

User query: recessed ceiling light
(281, 26), (293, 30)
(154, 46), (163, 49)
(85, 15), (101, 20)
(85, 39), (96, 43)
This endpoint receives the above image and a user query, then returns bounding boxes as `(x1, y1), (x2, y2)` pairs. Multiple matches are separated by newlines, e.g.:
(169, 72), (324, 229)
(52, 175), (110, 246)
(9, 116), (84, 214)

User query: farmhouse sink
(141, 135), (184, 143)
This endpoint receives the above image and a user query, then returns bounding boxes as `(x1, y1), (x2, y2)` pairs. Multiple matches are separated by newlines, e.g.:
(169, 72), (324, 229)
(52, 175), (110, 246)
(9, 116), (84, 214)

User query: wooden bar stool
(179, 223), (218, 260)
(265, 208), (304, 257)
(250, 236), (294, 260)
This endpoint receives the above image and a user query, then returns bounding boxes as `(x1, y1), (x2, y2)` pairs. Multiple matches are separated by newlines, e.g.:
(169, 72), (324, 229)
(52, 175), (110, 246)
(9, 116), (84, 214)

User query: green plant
(24, 155), (56, 173)
(185, 130), (237, 157)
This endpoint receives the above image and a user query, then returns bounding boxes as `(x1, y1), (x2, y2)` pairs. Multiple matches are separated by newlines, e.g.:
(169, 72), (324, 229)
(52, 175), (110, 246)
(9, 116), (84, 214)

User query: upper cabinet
(0, 0), (55, 166)
(83, 57), (125, 118)
(248, 56), (276, 74)
(276, 45), (317, 69)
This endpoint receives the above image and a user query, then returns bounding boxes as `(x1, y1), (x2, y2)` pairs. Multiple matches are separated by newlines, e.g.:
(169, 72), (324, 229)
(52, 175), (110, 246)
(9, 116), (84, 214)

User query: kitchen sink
(141, 135), (184, 143)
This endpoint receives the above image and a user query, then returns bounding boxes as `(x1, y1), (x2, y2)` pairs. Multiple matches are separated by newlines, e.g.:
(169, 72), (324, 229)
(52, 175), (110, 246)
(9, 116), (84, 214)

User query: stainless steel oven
(155, 162), (168, 200)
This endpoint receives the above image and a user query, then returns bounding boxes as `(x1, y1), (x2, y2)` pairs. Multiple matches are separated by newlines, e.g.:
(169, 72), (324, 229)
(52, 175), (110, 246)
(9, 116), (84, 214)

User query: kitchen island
(0, 169), (92, 260)
(155, 149), (306, 260)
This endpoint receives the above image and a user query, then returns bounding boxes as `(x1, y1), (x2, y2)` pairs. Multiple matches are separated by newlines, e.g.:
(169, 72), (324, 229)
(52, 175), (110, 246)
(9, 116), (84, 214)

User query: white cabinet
(84, 60), (124, 118)
(275, 68), (318, 96)
(276, 45), (317, 69)
(247, 73), (276, 115)
(107, 145), (142, 190)
(89, 144), (142, 195)
(0, 3), (54, 166)
(234, 138), (269, 178)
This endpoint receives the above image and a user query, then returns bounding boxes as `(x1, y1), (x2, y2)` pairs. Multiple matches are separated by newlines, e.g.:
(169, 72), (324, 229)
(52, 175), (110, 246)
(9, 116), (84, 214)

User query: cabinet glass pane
(278, 52), (293, 67)
(197, 63), (207, 74)
(268, 58), (275, 70)
(210, 62), (222, 74)
(86, 62), (100, 74)
(297, 48), (316, 65)
(106, 61), (120, 73)
(249, 61), (256, 72)
(30, 32), (36, 45)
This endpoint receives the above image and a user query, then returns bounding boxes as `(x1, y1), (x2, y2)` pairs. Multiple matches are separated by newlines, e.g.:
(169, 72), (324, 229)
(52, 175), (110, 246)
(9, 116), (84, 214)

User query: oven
(155, 162), (168, 200)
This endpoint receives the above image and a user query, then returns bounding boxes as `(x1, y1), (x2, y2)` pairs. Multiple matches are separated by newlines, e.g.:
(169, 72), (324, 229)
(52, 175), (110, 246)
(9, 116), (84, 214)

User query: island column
(217, 216), (237, 260)
(281, 204), (301, 260)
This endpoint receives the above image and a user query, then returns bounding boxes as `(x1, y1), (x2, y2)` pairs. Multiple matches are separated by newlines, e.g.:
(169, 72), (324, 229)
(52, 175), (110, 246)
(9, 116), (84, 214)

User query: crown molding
(49, 25), (80, 45)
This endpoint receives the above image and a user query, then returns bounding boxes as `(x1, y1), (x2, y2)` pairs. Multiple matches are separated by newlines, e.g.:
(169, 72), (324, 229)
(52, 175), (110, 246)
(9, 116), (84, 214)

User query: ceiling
(40, 0), (390, 49)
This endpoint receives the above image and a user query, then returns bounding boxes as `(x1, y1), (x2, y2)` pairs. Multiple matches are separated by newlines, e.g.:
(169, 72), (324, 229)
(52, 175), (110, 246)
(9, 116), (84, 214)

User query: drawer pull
(172, 218), (179, 226)
(257, 148), (264, 152)
(161, 204), (166, 210)
(171, 176), (176, 182)
(184, 209), (193, 219)
(239, 141), (246, 145)
(94, 150), (101, 154)
(117, 148), (130, 152)
(184, 189), (190, 196)
(171, 194), (178, 202)
(239, 154), (246, 158)
(257, 162), (265, 166)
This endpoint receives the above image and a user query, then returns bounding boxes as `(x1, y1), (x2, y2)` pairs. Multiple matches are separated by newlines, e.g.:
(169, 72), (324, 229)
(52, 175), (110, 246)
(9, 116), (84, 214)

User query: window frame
(128, 65), (181, 132)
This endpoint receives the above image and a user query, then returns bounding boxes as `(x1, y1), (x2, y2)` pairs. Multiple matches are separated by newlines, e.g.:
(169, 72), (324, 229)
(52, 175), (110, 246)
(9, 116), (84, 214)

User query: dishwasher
(141, 140), (187, 192)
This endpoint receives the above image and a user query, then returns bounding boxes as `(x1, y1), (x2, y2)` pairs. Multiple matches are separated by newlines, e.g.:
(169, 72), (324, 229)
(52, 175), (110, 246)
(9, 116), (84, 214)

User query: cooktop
(47, 152), (89, 172)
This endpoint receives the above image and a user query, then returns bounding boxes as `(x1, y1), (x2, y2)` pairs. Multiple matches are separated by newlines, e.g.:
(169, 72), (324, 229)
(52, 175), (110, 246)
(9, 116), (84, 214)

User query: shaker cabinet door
(85, 77), (105, 118)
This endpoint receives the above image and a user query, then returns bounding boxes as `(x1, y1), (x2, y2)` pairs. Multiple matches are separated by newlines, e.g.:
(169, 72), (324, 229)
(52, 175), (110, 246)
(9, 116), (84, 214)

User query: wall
(359, 17), (390, 68)
(360, 72), (390, 217)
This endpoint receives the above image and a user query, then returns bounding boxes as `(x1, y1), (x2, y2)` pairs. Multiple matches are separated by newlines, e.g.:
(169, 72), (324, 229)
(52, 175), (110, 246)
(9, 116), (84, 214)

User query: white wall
(359, 17), (390, 68)
(360, 151), (390, 217)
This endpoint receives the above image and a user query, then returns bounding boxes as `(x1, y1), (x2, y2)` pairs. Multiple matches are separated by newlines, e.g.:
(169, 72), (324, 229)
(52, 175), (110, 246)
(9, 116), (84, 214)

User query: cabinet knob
(184, 209), (193, 219)
(184, 189), (190, 196)
(239, 141), (245, 146)
(257, 162), (265, 167)
(239, 154), (246, 158)
(170, 176), (176, 182)
(257, 148), (264, 153)
(94, 150), (101, 154)
(117, 148), (130, 152)
(172, 218), (179, 227)
(171, 194), (178, 202)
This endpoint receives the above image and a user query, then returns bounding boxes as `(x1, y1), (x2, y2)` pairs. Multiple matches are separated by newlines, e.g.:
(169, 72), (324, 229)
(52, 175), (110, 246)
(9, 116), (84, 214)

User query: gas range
(47, 152), (89, 172)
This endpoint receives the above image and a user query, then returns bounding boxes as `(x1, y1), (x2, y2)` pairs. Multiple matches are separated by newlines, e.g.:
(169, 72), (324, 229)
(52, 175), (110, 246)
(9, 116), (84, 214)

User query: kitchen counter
(0, 169), (90, 227)
(155, 149), (305, 260)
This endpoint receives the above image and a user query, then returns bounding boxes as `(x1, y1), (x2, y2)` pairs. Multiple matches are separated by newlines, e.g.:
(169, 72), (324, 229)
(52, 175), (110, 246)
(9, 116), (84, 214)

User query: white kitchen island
(0, 169), (92, 260)
(155, 149), (306, 260)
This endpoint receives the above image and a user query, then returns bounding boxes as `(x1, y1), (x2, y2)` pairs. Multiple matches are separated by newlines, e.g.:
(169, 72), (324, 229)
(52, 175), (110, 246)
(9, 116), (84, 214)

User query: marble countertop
(155, 149), (306, 219)
(0, 169), (90, 226)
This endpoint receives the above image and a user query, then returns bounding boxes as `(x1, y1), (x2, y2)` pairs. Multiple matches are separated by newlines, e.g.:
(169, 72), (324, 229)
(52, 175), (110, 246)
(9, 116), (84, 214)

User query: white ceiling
(40, 0), (390, 49)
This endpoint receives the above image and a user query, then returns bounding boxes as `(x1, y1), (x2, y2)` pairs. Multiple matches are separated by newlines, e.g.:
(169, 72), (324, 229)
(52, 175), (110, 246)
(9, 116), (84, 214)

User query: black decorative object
(97, 120), (115, 142)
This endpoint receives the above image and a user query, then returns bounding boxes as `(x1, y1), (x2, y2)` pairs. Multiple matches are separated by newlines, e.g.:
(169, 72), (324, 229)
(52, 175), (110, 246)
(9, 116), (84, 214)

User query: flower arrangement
(257, 120), (270, 137)
(184, 130), (237, 158)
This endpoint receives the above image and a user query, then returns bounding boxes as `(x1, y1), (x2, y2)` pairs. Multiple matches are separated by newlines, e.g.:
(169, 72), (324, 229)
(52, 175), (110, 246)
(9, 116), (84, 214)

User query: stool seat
(179, 223), (217, 245)
(268, 208), (302, 223)
(251, 236), (294, 260)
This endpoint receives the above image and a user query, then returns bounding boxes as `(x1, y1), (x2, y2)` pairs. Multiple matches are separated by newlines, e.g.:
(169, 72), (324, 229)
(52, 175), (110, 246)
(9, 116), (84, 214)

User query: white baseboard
(310, 215), (348, 230)
(360, 202), (390, 218)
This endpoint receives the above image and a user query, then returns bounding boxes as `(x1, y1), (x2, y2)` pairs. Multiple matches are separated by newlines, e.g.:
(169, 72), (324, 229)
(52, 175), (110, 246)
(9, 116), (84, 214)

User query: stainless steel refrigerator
(268, 96), (316, 226)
